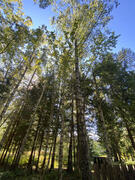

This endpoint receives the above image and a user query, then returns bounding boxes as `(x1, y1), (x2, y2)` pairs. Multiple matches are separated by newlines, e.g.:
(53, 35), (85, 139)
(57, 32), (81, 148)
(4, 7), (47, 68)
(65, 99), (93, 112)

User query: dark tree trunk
(0, 108), (21, 152)
(27, 115), (42, 170)
(41, 132), (49, 171)
(67, 98), (74, 173)
(0, 119), (18, 165)
(58, 93), (65, 180)
(50, 131), (58, 171)
(14, 83), (46, 167)
(4, 142), (14, 168)
(73, 134), (76, 170)
(11, 141), (22, 166)
(35, 130), (44, 172)
(46, 143), (53, 170)
(50, 95), (61, 172)
(74, 39), (90, 180)
(0, 121), (12, 152)
(0, 68), (37, 156)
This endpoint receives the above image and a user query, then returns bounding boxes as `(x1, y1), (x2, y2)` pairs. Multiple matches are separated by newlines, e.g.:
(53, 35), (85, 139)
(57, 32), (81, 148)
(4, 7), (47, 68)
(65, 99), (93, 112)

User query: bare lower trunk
(0, 116), (19, 164)
(0, 121), (12, 151)
(74, 39), (90, 180)
(0, 69), (36, 153)
(46, 143), (53, 170)
(50, 96), (61, 172)
(50, 131), (57, 171)
(27, 115), (42, 169)
(0, 131), (14, 165)
(35, 130), (44, 172)
(4, 142), (14, 168)
(0, 103), (24, 152)
(13, 83), (46, 167)
(41, 132), (49, 171)
(67, 98), (74, 173)
(11, 140), (23, 166)
(58, 100), (65, 180)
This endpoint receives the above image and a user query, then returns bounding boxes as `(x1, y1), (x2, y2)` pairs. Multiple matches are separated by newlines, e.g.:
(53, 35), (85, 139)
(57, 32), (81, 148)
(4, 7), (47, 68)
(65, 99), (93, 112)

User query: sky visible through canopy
(22, 0), (135, 53)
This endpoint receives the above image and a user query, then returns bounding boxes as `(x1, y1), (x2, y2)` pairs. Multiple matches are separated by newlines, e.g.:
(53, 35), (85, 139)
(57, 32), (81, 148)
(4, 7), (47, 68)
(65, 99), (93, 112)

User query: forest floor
(0, 162), (135, 180)
(0, 168), (80, 180)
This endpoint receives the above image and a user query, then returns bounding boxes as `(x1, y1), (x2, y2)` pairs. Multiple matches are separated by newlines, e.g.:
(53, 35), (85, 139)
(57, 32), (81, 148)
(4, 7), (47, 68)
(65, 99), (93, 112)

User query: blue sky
(22, 0), (135, 53)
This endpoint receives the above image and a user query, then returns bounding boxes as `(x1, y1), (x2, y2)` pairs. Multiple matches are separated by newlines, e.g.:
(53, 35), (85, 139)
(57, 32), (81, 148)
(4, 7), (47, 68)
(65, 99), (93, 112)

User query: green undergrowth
(0, 168), (81, 180)
(126, 160), (135, 165)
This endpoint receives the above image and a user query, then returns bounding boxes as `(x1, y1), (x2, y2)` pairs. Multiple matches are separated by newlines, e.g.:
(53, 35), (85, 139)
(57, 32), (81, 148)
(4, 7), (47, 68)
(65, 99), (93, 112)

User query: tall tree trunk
(35, 130), (44, 172)
(50, 95), (61, 171)
(58, 111), (64, 180)
(58, 93), (65, 180)
(73, 133), (76, 170)
(0, 130), (15, 165)
(50, 130), (58, 171)
(74, 39), (90, 180)
(41, 132), (49, 171)
(67, 98), (74, 173)
(0, 121), (12, 151)
(11, 140), (22, 166)
(4, 142), (14, 168)
(13, 83), (46, 167)
(27, 115), (42, 170)
(0, 104), (23, 152)
(0, 115), (20, 164)
(0, 69), (36, 153)
(46, 143), (53, 170)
